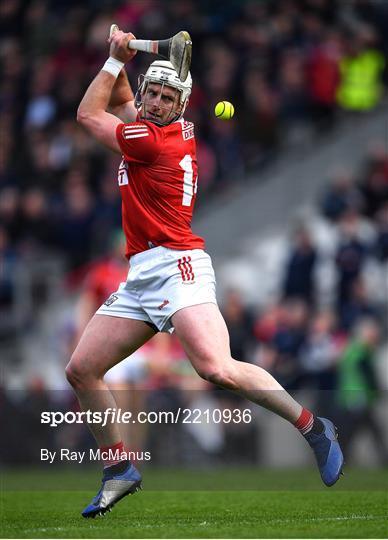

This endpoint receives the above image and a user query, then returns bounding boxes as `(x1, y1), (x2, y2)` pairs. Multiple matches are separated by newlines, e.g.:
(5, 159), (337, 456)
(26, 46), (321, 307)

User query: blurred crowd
(1, 0), (388, 468)
(1, 0), (387, 275)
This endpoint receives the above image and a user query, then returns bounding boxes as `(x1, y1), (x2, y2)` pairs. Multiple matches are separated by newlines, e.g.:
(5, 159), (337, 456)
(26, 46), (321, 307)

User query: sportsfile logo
(41, 407), (253, 427)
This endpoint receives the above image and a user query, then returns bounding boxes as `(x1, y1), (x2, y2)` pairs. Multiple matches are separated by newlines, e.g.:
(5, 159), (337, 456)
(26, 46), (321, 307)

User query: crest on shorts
(158, 299), (170, 310)
(104, 294), (118, 307)
(178, 256), (195, 284)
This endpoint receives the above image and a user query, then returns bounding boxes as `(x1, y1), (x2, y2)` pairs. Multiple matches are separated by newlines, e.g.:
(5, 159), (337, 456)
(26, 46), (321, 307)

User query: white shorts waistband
(129, 246), (204, 266)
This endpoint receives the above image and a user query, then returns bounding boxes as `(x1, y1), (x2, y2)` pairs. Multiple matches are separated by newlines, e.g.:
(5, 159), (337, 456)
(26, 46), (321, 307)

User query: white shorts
(96, 246), (217, 332)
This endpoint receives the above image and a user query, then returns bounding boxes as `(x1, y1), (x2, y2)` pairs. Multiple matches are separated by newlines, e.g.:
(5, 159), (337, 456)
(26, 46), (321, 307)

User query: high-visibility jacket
(336, 49), (385, 110)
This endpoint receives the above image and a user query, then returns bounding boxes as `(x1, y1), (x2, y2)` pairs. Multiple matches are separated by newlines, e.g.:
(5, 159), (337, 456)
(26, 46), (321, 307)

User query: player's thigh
(172, 303), (232, 371)
(71, 314), (156, 377)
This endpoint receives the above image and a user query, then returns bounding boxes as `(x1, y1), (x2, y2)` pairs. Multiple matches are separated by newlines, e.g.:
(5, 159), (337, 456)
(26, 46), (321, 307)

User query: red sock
(100, 441), (125, 467)
(294, 408), (314, 435)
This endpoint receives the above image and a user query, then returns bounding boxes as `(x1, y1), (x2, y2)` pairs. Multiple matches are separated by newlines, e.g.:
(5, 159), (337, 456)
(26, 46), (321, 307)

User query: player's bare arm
(77, 30), (137, 152)
(108, 29), (138, 123)
(108, 69), (137, 123)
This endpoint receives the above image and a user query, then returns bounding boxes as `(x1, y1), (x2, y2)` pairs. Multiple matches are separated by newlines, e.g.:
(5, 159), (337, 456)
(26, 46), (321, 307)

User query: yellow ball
(214, 101), (234, 120)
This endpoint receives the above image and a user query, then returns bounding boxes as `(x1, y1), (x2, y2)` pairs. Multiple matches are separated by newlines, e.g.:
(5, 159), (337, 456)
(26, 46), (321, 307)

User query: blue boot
(304, 417), (344, 487)
(82, 462), (142, 518)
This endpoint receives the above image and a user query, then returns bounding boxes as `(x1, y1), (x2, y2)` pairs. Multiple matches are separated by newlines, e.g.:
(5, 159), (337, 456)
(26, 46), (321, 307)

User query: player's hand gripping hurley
(110, 24), (192, 81)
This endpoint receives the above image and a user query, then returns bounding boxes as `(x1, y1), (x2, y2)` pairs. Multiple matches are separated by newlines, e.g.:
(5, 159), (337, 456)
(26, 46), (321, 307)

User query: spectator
(91, 158), (123, 254)
(299, 307), (346, 417)
(208, 118), (244, 187)
(375, 202), (388, 262)
(0, 224), (17, 309)
(334, 209), (369, 309)
(278, 50), (311, 144)
(282, 225), (318, 304)
(56, 171), (96, 269)
(320, 169), (363, 222)
(338, 276), (380, 332)
(24, 67), (57, 130)
(336, 27), (385, 112)
(72, 229), (128, 343)
(221, 288), (255, 362)
(335, 318), (388, 465)
(17, 188), (53, 255)
(0, 187), (20, 244)
(254, 303), (283, 345)
(239, 70), (280, 169)
(306, 27), (342, 130)
(358, 143), (388, 219)
(300, 308), (344, 391)
(271, 299), (309, 388)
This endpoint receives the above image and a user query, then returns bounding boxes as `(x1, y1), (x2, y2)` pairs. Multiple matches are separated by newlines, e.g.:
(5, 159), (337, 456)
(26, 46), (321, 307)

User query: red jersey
(115, 118), (205, 258)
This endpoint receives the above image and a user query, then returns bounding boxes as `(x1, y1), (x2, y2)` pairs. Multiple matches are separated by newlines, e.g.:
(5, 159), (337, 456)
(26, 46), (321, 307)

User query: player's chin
(147, 112), (163, 122)
(144, 112), (169, 126)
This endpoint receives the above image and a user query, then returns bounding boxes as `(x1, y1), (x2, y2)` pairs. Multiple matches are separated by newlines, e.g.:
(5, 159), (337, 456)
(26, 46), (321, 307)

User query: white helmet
(135, 60), (192, 125)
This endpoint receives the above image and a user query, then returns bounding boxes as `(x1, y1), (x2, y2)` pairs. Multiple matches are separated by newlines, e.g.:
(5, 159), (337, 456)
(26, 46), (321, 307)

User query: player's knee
(65, 353), (95, 388)
(65, 359), (82, 388)
(197, 361), (238, 390)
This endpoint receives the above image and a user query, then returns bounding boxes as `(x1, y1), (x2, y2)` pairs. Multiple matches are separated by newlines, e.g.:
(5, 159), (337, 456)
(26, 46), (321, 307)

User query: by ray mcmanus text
(41, 448), (151, 464)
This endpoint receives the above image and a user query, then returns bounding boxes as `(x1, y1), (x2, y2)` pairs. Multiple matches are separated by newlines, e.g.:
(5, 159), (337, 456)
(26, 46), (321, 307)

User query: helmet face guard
(135, 77), (182, 126)
(134, 60), (192, 126)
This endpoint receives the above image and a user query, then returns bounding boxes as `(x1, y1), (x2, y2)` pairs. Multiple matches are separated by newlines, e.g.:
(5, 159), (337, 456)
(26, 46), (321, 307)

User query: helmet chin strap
(139, 108), (180, 126)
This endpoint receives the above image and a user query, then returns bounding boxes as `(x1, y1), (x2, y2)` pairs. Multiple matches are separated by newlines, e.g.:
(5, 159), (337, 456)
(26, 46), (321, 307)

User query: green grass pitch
(1, 467), (387, 538)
